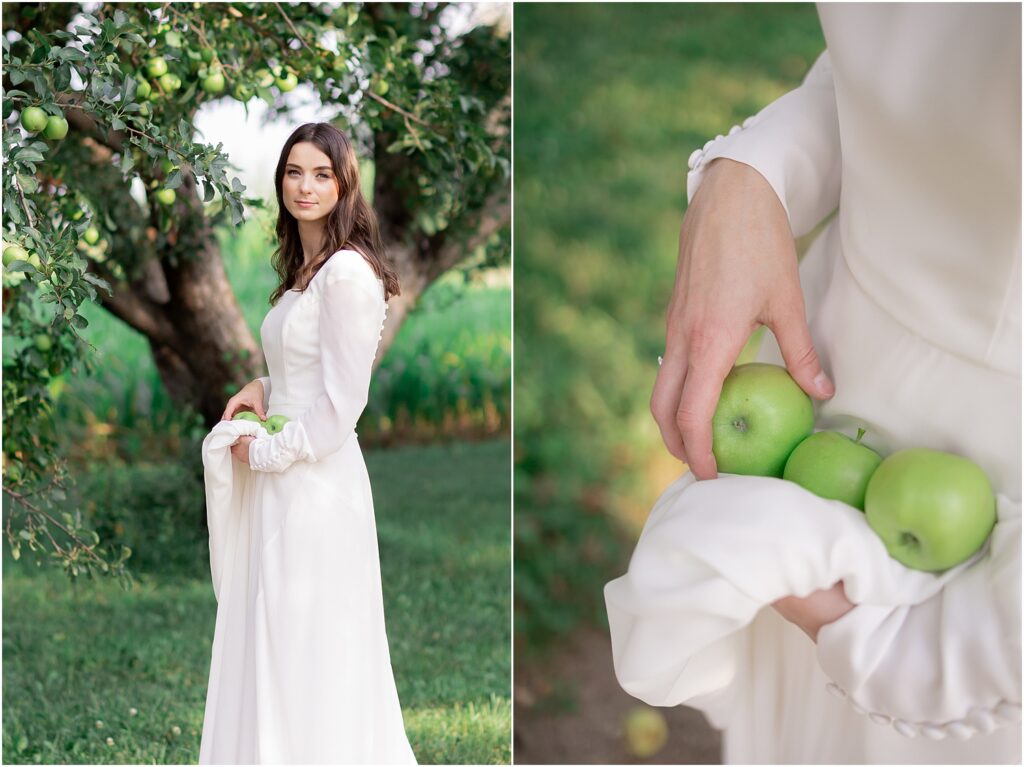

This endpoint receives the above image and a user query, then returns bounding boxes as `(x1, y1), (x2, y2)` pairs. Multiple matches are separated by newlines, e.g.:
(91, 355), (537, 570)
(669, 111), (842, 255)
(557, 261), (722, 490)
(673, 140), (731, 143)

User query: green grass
(2, 439), (511, 765)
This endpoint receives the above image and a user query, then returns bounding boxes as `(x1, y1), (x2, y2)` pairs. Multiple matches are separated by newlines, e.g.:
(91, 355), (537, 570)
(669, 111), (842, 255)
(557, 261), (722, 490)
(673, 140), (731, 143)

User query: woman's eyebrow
(286, 163), (333, 171)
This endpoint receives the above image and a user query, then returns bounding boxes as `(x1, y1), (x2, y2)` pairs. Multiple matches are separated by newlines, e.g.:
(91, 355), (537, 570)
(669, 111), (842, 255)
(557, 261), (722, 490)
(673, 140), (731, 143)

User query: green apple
(232, 83), (254, 102)
(711, 362), (815, 477)
(34, 334), (52, 352)
(82, 226), (100, 246)
(232, 411), (263, 424)
(42, 115), (69, 140)
(146, 57), (169, 78)
(865, 448), (996, 572)
(623, 706), (668, 759)
(275, 72), (298, 92)
(3, 244), (27, 266)
(783, 429), (883, 510)
(254, 69), (275, 88)
(158, 72), (182, 92)
(20, 106), (48, 133)
(154, 188), (176, 206)
(264, 414), (290, 435)
(135, 78), (152, 100)
(137, 102), (152, 118)
(201, 48), (214, 64)
(201, 72), (226, 94)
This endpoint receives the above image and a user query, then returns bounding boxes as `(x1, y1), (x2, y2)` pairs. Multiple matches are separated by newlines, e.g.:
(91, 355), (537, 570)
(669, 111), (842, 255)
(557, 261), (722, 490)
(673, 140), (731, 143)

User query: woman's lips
(296, 200), (317, 208)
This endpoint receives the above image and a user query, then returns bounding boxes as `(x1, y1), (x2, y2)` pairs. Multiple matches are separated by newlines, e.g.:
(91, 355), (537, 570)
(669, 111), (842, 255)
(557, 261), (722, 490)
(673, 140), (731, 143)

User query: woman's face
(281, 141), (340, 224)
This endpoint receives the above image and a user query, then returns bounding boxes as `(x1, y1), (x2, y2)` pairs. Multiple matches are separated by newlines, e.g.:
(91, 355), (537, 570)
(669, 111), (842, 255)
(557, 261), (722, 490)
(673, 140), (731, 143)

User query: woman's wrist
(772, 581), (855, 642)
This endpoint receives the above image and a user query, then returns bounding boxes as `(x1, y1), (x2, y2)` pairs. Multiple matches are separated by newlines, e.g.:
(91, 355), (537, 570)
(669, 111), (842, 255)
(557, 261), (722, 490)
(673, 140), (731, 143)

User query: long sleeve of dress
(815, 494), (1022, 735)
(686, 49), (841, 238)
(256, 376), (271, 412)
(248, 269), (385, 474)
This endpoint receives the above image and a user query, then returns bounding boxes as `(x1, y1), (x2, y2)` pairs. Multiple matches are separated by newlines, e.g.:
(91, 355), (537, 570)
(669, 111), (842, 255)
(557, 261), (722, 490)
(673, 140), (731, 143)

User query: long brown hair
(268, 122), (400, 304)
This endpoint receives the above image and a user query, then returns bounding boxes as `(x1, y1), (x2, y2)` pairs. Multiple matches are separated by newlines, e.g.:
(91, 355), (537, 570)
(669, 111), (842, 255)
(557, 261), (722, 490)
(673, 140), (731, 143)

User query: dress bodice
(261, 289), (328, 411)
(249, 250), (387, 474)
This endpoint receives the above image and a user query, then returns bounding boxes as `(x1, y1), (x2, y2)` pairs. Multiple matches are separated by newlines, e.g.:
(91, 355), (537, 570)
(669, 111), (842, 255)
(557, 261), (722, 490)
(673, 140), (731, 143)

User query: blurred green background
(513, 3), (824, 762)
(4, 211), (511, 764)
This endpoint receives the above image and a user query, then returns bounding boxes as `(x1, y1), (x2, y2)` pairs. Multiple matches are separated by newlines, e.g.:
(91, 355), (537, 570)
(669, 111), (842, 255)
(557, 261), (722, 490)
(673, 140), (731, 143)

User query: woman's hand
(772, 581), (855, 642)
(230, 435), (255, 465)
(221, 379), (267, 422)
(651, 158), (835, 479)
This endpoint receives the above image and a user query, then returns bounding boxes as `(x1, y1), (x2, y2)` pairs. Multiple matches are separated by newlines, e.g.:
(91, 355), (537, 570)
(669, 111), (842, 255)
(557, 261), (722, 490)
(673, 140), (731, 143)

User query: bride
(199, 122), (416, 764)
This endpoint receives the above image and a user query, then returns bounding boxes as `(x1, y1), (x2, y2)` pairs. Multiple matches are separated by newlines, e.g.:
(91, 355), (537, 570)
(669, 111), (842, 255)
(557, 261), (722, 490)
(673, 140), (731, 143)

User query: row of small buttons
(687, 115), (760, 171)
(825, 681), (1022, 740)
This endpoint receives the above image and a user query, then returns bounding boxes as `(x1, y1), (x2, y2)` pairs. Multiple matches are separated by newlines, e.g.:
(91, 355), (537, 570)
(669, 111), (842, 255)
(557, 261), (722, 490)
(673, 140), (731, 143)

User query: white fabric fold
(604, 472), (970, 708)
(201, 418), (266, 602)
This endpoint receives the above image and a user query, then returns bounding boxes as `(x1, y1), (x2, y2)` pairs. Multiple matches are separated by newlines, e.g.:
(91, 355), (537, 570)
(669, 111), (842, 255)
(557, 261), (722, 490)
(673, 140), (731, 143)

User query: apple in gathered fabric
(264, 415), (289, 435)
(783, 429), (883, 510)
(711, 363), (815, 477)
(865, 448), (997, 572)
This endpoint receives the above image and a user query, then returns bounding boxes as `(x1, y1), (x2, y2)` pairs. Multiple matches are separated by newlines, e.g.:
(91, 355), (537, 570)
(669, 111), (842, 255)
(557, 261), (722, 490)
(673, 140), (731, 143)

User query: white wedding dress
(199, 249), (416, 764)
(606, 4), (1021, 764)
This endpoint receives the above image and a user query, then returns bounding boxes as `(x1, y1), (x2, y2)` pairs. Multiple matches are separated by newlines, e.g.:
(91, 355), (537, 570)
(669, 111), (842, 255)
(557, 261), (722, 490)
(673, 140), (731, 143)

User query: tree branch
(431, 191), (511, 278)
(85, 260), (180, 350)
(61, 95), (127, 154)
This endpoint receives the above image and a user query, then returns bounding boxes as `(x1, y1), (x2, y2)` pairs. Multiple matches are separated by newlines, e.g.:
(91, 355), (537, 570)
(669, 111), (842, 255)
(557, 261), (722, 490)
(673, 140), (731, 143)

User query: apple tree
(1, 1), (510, 580)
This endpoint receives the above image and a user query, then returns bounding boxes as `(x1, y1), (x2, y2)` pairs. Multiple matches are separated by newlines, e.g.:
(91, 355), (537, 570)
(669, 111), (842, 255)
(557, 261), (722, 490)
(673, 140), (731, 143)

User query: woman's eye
(317, 173), (330, 179)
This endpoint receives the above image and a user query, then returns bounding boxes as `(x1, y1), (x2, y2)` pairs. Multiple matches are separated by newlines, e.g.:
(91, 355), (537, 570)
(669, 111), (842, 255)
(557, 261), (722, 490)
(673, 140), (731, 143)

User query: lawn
(2, 438), (511, 765)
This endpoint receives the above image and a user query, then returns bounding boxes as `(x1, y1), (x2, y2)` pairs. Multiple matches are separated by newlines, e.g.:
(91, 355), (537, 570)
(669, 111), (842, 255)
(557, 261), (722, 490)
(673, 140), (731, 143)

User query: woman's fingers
(770, 297), (835, 401)
(221, 394), (268, 423)
(221, 398), (237, 422)
(675, 335), (745, 480)
(651, 352), (689, 463)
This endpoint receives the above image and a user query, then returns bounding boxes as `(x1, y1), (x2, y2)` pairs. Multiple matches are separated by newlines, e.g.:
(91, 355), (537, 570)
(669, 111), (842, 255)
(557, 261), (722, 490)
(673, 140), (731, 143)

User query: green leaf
(9, 69), (25, 86)
(111, 117), (126, 131)
(15, 147), (44, 164)
(165, 169), (183, 190)
(55, 47), (86, 62)
(17, 174), (39, 194)
(54, 63), (73, 91)
(70, 313), (88, 329)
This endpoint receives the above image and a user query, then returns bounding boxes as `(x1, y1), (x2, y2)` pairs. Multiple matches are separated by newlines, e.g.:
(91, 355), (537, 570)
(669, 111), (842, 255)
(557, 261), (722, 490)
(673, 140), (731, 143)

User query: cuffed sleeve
(687, 50), (841, 238)
(816, 495), (1022, 737)
(249, 266), (386, 474)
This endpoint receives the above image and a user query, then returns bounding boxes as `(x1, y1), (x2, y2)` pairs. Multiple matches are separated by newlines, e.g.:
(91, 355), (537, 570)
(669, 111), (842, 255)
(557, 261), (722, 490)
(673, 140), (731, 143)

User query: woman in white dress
(607, 5), (1020, 763)
(199, 123), (416, 764)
